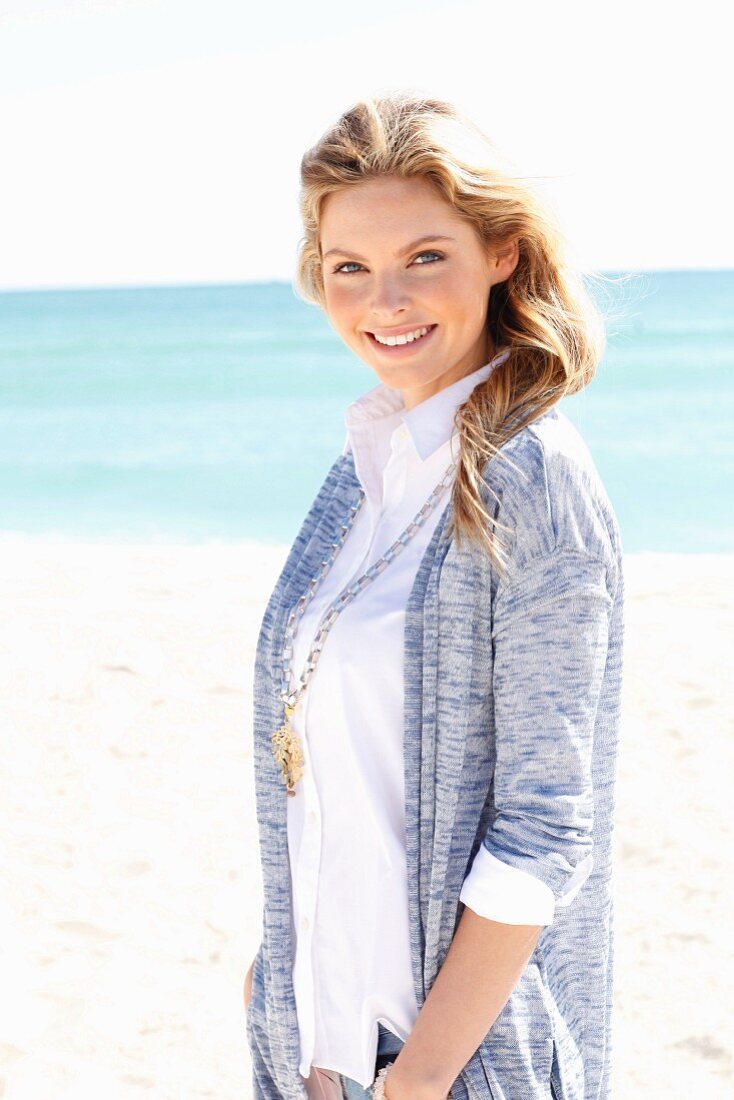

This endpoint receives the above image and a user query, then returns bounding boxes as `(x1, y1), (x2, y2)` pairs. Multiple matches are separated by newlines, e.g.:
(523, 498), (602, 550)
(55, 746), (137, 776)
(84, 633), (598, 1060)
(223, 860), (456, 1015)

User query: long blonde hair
(294, 92), (608, 576)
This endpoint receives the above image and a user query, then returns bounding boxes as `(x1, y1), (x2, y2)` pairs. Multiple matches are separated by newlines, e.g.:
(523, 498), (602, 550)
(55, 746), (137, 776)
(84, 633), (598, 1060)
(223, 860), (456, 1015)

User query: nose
(369, 272), (412, 318)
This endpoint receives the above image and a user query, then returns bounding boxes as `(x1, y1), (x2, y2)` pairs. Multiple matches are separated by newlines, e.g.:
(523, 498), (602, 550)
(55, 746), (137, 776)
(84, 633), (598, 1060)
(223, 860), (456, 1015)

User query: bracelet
(372, 1061), (394, 1100)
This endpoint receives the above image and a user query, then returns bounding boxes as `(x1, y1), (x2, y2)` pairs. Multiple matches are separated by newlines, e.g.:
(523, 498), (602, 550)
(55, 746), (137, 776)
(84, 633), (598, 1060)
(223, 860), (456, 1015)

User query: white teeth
(373, 325), (431, 347)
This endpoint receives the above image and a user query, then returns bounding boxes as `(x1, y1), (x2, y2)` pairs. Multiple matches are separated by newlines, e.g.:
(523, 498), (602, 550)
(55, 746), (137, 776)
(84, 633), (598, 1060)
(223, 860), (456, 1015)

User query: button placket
(381, 436), (410, 527)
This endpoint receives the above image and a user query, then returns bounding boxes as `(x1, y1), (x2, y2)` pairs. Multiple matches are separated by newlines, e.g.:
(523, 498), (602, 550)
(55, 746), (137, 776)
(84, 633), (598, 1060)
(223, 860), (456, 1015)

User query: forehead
(320, 176), (459, 236)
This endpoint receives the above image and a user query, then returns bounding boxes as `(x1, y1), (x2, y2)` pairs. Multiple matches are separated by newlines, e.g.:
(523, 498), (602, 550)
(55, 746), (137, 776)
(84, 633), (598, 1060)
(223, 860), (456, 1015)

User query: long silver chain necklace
(272, 457), (456, 796)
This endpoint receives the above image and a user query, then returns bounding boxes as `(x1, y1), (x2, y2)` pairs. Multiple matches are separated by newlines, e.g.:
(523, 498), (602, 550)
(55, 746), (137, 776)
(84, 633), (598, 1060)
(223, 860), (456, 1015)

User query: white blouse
(286, 349), (562, 1089)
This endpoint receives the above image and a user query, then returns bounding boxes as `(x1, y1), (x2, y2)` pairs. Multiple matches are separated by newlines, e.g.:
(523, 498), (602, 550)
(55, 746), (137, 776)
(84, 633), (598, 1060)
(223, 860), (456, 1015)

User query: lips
(366, 324), (438, 349)
(368, 323), (436, 338)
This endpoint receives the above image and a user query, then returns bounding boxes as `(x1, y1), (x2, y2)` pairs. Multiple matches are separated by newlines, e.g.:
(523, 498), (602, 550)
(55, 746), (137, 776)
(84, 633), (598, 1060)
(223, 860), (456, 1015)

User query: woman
(243, 93), (624, 1100)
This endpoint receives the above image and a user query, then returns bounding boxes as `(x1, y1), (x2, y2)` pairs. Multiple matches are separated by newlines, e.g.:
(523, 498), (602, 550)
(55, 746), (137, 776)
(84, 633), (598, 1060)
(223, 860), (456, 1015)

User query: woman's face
(319, 175), (518, 410)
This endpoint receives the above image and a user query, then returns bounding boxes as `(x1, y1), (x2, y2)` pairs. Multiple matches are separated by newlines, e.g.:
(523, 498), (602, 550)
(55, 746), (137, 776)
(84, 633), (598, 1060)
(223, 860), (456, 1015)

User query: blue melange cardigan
(246, 403), (625, 1100)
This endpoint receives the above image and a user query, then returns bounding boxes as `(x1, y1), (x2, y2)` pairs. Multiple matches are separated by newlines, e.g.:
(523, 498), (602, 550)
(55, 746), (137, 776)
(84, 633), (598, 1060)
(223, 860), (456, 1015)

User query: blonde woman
(243, 93), (624, 1100)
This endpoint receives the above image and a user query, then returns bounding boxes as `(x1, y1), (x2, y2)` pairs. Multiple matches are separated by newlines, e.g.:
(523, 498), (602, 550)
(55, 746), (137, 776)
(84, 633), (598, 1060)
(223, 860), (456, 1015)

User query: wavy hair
(294, 91), (610, 576)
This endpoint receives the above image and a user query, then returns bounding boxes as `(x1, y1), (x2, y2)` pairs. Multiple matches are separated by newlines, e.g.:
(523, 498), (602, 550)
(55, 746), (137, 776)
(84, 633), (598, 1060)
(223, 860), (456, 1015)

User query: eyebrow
(322, 234), (456, 262)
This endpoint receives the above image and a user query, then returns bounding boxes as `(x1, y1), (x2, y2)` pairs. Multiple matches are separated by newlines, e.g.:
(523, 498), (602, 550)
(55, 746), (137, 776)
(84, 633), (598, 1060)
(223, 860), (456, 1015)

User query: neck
(400, 344), (497, 413)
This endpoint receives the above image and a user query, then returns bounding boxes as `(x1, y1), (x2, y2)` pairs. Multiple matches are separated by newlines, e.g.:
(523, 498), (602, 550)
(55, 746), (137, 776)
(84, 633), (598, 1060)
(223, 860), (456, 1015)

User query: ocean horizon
(1, 270), (732, 553)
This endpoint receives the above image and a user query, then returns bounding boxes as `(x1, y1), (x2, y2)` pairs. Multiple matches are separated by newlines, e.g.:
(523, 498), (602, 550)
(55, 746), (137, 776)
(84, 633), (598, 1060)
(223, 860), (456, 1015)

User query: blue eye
(333, 261), (363, 274)
(332, 250), (444, 275)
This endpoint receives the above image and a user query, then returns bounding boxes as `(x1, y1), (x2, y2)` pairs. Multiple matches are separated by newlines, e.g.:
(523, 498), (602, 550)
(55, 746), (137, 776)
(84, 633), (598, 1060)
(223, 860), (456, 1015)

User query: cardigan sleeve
(460, 428), (619, 919)
(459, 547), (612, 923)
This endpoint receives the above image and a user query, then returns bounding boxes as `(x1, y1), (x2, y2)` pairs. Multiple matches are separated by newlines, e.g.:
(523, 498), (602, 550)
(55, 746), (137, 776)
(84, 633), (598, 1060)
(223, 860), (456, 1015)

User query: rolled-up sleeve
(459, 841), (557, 925)
(465, 546), (615, 919)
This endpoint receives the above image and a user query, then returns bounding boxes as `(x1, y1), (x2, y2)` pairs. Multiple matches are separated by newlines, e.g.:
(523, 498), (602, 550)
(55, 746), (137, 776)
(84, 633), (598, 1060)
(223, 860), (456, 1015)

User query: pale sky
(0, 0), (730, 291)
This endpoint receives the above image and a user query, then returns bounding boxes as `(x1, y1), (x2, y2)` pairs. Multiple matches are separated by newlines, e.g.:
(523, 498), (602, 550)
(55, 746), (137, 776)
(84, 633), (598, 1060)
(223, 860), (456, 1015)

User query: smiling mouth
(366, 324), (438, 349)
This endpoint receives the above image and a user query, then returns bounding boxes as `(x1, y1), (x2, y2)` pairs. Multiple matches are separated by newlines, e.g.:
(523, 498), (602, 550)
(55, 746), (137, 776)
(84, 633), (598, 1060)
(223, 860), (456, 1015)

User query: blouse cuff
(459, 843), (557, 926)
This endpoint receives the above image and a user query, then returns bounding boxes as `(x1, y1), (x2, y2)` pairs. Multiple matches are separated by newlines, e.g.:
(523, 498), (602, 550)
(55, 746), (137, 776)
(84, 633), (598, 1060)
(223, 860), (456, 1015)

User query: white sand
(0, 544), (731, 1099)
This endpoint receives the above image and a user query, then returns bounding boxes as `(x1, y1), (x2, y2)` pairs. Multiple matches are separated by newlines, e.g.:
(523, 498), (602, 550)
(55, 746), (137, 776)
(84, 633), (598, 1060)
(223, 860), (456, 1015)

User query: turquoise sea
(0, 271), (732, 552)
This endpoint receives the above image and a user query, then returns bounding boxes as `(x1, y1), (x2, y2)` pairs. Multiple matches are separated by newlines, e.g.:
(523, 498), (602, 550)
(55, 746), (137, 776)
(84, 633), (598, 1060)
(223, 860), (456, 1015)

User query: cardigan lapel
(402, 493), (452, 1010)
(250, 453), (365, 1099)
(422, 538), (485, 986)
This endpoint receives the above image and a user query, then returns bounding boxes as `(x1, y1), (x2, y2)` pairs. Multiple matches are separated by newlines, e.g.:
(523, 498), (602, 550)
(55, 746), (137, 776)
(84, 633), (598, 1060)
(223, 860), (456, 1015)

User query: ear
(489, 238), (520, 284)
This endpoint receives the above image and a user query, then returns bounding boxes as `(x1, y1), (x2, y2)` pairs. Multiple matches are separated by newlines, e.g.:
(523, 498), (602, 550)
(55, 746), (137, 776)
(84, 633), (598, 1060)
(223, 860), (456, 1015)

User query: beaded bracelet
(372, 1061), (394, 1100)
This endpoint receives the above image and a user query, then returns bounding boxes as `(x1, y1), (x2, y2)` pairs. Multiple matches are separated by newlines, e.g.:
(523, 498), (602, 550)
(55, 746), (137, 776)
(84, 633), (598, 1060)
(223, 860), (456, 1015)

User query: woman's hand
(243, 957), (255, 1014)
(380, 908), (543, 1098)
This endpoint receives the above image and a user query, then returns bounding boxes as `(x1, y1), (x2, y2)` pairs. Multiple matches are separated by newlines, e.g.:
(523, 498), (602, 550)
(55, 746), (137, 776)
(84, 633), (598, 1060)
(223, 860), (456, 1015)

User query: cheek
(423, 266), (465, 307)
(442, 268), (489, 321)
(324, 281), (363, 324)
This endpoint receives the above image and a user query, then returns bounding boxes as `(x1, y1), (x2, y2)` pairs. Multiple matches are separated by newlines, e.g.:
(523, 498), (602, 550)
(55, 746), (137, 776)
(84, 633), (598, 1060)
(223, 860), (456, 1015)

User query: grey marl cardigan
(246, 402), (625, 1100)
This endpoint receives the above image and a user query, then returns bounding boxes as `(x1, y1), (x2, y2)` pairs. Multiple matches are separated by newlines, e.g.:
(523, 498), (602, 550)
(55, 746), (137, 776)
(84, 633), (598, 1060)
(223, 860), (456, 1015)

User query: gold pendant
(272, 703), (305, 797)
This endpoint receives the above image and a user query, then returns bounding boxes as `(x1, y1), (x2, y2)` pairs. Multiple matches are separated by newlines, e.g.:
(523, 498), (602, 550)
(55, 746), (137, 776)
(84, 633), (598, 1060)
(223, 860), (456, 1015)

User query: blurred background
(0, 2), (731, 1098)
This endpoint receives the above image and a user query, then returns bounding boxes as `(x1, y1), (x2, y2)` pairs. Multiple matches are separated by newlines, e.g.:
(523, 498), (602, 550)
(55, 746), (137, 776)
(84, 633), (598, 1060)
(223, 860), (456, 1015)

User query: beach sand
(1, 544), (731, 1098)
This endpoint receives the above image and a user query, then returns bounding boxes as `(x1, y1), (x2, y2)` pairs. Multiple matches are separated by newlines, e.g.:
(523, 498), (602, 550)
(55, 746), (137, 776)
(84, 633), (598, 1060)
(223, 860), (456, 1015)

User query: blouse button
(307, 810), (317, 824)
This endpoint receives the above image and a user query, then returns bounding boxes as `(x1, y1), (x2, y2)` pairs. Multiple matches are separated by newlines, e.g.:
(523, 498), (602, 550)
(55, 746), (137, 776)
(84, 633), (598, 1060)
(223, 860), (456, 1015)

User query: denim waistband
(376, 1023), (405, 1058)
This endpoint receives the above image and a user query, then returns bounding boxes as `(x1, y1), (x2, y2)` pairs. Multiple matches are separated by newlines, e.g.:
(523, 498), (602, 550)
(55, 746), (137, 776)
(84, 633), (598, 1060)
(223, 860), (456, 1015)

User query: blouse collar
(342, 348), (510, 498)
